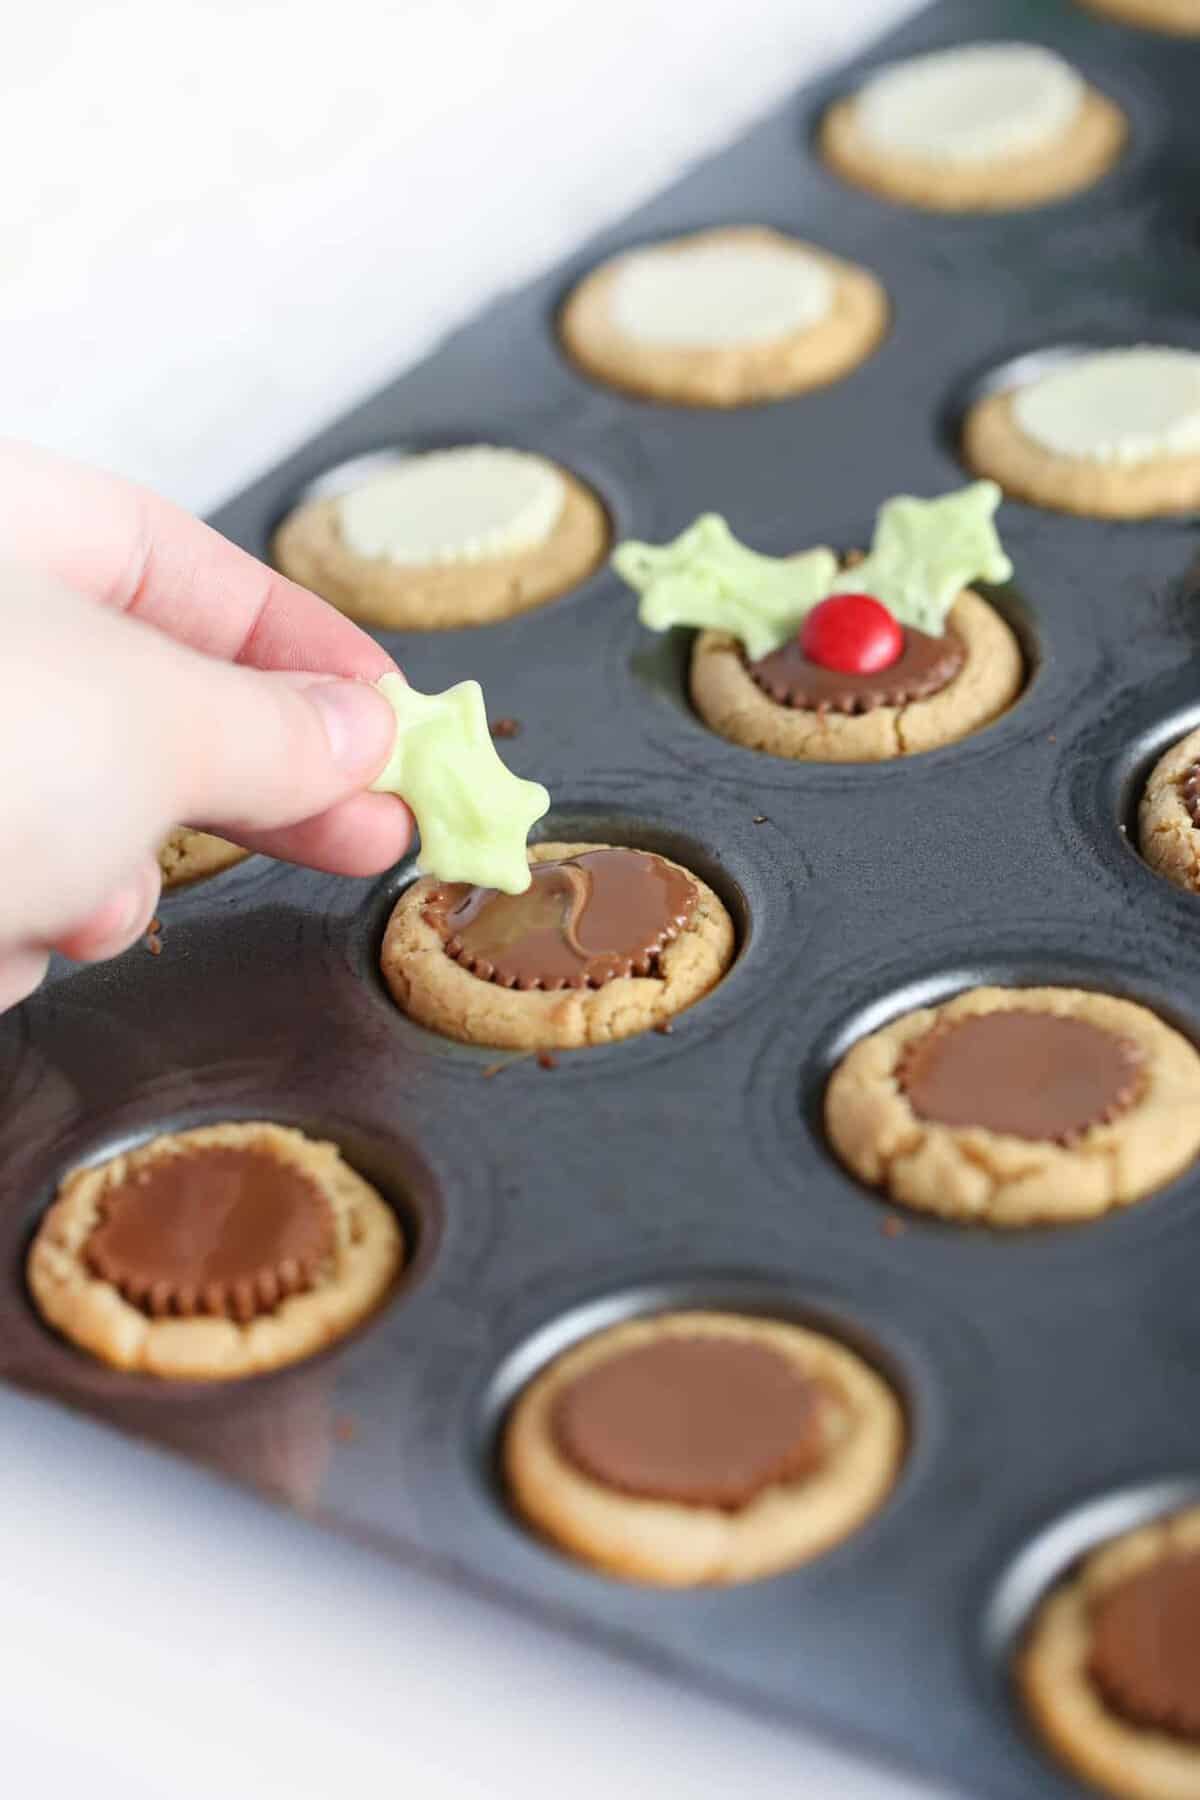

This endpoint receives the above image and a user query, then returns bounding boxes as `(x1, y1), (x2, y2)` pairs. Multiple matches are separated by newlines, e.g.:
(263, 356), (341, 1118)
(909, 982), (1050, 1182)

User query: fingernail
(308, 680), (393, 777)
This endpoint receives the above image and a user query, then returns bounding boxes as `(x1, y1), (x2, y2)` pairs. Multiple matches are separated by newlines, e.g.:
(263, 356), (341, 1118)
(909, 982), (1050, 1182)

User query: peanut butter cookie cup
(504, 1310), (903, 1585)
(381, 841), (735, 1051)
(820, 41), (1125, 213)
(559, 226), (888, 407)
(1021, 1504), (1200, 1799)
(157, 827), (249, 890)
(28, 1122), (403, 1380)
(964, 348), (1200, 519)
(1079, 0), (1200, 34)
(614, 482), (1022, 763)
(273, 445), (608, 630)
(826, 986), (1200, 1226)
(1139, 725), (1200, 894)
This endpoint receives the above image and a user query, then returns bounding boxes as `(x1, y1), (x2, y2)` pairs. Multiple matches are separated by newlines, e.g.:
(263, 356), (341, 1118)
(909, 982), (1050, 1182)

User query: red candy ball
(799, 593), (903, 675)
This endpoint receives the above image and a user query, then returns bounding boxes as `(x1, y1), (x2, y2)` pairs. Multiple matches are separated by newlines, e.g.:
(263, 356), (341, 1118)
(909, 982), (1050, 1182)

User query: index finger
(0, 439), (394, 679)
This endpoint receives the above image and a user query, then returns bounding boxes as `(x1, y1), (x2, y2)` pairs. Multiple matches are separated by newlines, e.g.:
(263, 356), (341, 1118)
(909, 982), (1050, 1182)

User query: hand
(0, 441), (412, 1011)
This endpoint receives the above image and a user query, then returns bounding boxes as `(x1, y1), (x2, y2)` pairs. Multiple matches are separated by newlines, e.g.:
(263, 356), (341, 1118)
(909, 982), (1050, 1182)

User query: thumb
(0, 571), (408, 968)
(166, 660), (399, 836)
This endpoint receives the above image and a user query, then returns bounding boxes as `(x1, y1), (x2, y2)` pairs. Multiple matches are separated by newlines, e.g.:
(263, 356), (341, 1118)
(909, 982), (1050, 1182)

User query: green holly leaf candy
(830, 480), (1013, 635)
(370, 675), (550, 894)
(612, 514), (838, 662)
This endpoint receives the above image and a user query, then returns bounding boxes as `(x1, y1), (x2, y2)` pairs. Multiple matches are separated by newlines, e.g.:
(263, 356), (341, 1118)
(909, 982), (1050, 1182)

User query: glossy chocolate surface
(425, 848), (696, 989)
(748, 625), (964, 714)
(86, 1147), (335, 1323)
(1089, 1551), (1200, 1738)
(899, 1010), (1142, 1143)
(552, 1334), (828, 1508)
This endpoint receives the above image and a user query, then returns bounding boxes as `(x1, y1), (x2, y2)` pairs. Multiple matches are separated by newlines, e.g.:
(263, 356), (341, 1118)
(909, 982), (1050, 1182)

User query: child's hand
(0, 441), (411, 1011)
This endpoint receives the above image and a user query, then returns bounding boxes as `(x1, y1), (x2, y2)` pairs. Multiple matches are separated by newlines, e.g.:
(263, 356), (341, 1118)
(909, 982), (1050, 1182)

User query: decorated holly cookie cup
(613, 482), (1023, 763)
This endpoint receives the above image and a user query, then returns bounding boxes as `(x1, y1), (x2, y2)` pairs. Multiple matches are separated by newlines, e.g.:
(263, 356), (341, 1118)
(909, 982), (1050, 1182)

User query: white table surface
(0, 3), (964, 1794)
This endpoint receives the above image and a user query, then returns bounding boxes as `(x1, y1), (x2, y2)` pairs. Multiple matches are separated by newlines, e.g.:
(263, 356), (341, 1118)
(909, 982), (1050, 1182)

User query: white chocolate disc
(337, 447), (567, 565)
(609, 240), (835, 349)
(855, 42), (1085, 165)
(1012, 347), (1200, 467)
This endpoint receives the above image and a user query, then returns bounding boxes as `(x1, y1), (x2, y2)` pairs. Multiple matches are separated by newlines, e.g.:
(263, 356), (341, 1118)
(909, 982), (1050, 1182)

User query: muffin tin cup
(5, 0), (1200, 1794)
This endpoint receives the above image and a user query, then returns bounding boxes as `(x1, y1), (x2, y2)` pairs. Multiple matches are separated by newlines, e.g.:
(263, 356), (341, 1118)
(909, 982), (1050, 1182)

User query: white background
(0, 4), (963, 1796)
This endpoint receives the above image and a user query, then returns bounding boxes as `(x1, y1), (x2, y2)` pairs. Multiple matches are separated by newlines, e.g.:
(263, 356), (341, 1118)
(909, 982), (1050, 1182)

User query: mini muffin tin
(3, 1), (1200, 1793)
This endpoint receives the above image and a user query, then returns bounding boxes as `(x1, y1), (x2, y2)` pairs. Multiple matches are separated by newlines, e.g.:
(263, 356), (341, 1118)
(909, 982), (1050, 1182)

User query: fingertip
(53, 858), (162, 964)
(230, 792), (413, 877)
(0, 949), (50, 1013)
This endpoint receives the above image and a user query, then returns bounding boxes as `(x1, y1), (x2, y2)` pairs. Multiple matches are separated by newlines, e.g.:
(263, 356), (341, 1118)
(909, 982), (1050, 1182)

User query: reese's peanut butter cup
(502, 1311), (905, 1585)
(899, 1009), (1143, 1143)
(551, 1334), (829, 1509)
(1088, 1550), (1200, 1738)
(748, 623), (965, 715)
(424, 847), (698, 990)
(83, 1144), (336, 1324)
(27, 1122), (404, 1380)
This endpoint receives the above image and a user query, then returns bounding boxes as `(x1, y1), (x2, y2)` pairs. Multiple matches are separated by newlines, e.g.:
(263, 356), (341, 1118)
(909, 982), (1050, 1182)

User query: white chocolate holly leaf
(830, 480), (1012, 635)
(612, 515), (838, 662)
(370, 675), (549, 894)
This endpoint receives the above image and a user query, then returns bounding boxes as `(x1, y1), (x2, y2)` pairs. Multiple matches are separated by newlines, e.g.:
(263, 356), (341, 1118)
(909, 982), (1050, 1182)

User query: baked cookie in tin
(273, 445), (609, 630)
(614, 482), (1022, 763)
(381, 840), (735, 1051)
(1021, 1504), (1200, 1799)
(825, 986), (1200, 1226)
(1139, 725), (1200, 894)
(964, 347), (1200, 519)
(28, 1122), (403, 1380)
(157, 826), (249, 890)
(559, 225), (888, 407)
(1079, 0), (1200, 34)
(504, 1309), (904, 1586)
(820, 41), (1125, 212)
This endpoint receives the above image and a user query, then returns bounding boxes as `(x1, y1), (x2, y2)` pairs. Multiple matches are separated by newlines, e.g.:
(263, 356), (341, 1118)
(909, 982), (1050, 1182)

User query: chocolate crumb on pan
(490, 717), (522, 739)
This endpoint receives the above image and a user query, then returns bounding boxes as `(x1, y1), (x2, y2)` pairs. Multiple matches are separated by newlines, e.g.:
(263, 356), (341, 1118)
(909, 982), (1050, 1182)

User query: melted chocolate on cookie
(84, 1145), (336, 1323)
(898, 1010), (1142, 1143)
(1181, 761), (1200, 830)
(748, 625), (964, 715)
(551, 1334), (829, 1509)
(1088, 1549), (1200, 1738)
(424, 848), (697, 990)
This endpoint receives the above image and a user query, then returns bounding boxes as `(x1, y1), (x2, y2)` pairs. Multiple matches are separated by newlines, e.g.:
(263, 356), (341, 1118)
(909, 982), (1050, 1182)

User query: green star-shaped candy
(370, 675), (549, 894)
(612, 514), (837, 662)
(829, 480), (1013, 635)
